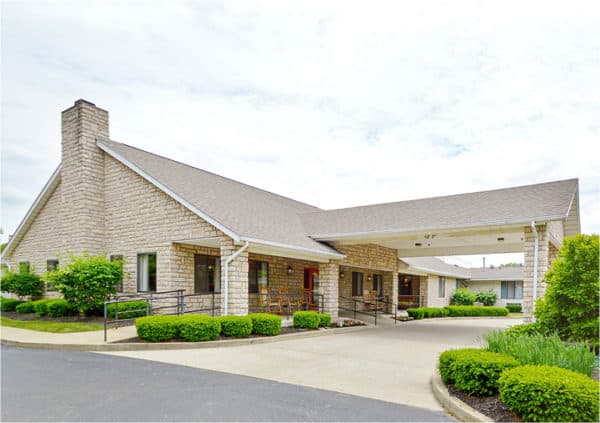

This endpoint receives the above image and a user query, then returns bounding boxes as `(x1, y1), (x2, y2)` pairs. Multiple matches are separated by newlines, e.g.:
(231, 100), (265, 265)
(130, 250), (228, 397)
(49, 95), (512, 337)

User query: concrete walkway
(0, 324), (137, 345)
(102, 318), (520, 411)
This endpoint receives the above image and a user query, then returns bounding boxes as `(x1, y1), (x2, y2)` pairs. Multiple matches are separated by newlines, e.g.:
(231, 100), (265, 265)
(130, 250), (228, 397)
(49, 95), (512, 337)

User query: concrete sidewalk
(0, 324), (137, 345)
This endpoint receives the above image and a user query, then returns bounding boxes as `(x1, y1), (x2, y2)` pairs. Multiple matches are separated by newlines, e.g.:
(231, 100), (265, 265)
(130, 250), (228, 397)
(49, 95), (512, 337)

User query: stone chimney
(60, 99), (108, 255)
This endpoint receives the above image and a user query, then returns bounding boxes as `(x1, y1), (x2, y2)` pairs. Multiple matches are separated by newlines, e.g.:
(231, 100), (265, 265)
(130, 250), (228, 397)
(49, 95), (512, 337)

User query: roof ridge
(102, 140), (322, 212)
(300, 178), (579, 215)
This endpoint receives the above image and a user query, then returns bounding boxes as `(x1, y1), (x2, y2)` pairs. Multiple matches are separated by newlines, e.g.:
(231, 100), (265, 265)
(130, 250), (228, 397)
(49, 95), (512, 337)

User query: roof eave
(240, 236), (346, 261)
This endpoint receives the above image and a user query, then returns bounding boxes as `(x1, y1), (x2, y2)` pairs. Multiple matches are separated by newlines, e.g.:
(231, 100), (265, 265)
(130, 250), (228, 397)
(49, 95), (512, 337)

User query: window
(456, 279), (466, 290)
(372, 274), (383, 297)
(501, 281), (523, 299)
(194, 254), (220, 293)
(249, 261), (268, 293)
(137, 253), (157, 292)
(110, 255), (124, 292)
(46, 260), (59, 271)
(438, 276), (446, 298)
(352, 272), (364, 296)
(19, 261), (30, 274)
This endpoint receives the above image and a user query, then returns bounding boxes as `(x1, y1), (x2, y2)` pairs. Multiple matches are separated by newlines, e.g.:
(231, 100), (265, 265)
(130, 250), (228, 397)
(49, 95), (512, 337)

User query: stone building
(1, 100), (581, 320)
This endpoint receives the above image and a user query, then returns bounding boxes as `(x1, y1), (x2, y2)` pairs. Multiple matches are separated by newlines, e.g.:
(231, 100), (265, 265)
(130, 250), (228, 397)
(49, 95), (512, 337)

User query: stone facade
(220, 238), (249, 316)
(523, 224), (550, 319)
(318, 261), (339, 319)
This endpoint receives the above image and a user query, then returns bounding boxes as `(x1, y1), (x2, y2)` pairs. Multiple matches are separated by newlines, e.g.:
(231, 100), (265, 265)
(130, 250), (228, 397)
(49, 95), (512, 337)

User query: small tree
(0, 271), (44, 298)
(452, 287), (476, 305)
(475, 290), (497, 306)
(48, 254), (123, 315)
(535, 234), (599, 348)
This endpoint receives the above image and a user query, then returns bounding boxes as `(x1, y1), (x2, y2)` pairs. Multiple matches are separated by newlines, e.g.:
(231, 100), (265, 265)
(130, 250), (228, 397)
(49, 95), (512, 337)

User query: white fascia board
(97, 140), (241, 243)
(1, 166), (62, 260)
(241, 236), (346, 261)
(406, 265), (470, 279)
(309, 217), (568, 241)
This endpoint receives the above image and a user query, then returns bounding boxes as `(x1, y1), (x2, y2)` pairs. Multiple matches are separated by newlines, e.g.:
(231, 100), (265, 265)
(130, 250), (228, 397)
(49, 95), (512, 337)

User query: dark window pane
(46, 260), (59, 272)
(373, 274), (383, 296)
(137, 253), (157, 292)
(352, 272), (364, 296)
(194, 255), (221, 293)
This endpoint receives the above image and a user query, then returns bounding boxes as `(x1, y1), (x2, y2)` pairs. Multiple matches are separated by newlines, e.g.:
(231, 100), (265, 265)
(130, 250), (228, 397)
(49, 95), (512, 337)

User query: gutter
(223, 241), (249, 316)
(531, 221), (539, 321)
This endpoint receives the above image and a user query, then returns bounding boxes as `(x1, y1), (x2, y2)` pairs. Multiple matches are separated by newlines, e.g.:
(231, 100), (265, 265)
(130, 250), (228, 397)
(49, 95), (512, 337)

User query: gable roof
(468, 266), (524, 281)
(301, 179), (579, 240)
(97, 140), (343, 258)
(399, 257), (471, 279)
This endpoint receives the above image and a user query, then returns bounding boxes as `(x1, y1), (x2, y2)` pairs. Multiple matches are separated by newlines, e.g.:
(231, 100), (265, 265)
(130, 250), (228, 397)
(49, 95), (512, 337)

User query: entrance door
(304, 268), (319, 307)
(399, 274), (414, 296)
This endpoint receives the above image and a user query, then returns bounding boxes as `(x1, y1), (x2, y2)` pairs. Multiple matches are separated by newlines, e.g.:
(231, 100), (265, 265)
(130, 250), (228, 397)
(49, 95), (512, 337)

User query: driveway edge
(1, 324), (369, 352)
(430, 373), (493, 422)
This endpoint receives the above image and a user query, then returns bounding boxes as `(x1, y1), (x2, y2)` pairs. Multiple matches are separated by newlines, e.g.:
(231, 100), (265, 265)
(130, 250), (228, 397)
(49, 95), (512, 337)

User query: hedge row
(505, 303), (522, 313)
(13, 299), (76, 317)
(407, 305), (509, 319)
(106, 301), (148, 319)
(293, 311), (331, 329)
(0, 297), (22, 312)
(438, 348), (519, 395)
(135, 313), (283, 342)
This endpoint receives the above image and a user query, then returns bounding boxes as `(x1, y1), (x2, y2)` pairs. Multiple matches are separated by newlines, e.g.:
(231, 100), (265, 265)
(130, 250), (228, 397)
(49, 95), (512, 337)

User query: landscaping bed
(447, 384), (519, 422)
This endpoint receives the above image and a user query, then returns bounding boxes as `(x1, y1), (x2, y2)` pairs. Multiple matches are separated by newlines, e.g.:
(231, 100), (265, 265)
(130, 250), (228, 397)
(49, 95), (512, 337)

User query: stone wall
(220, 238), (249, 316)
(523, 224), (550, 318)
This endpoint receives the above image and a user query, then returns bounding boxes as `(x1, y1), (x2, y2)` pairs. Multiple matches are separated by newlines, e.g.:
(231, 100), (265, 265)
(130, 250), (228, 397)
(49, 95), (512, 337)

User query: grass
(0, 316), (102, 333)
(483, 330), (596, 376)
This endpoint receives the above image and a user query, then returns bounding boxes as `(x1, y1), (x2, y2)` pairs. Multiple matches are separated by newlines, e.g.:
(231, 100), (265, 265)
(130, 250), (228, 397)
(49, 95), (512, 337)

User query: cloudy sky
(1, 0), (598, 267)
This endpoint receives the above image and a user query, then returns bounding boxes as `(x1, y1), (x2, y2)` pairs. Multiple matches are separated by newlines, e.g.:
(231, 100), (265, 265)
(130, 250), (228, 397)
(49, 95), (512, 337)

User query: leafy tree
(47, 254), (123, 315)
(535, 234), (599, 348)
(0, 271), (44, 298)
(0, 242), (7, 253)
(475, 290), (497, 306)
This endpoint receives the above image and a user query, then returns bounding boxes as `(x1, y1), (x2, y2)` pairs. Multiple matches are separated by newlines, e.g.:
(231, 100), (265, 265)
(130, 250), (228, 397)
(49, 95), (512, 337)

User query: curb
(1, 324), (369, 352)
(430, 373), (493, 422)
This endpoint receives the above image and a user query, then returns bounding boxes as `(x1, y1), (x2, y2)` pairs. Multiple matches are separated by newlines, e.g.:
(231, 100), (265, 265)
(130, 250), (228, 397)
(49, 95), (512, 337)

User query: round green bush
(451, 288), (476, 305)
(0, 297), (23, 312)
(452, 350), (519, 395)
(1, 272), (44, 297)
(475, 290), (497, 306)
(504, 322), (547, 337)
(178, 315), (221, 342)
(499, 365), (599, 422)
(46, 299), (75, 317)
(293, 311), (320, 329)
(218, 315), (252, 338)
(317, 313), (331, 327)
(407, 308), (424, 319)
(33, 299), (53, 317)
(249, 313), (281, 336)
(135, 315), (180, 342)
(15, 301), (35, 313)
(438, 348), (481, 384)
(107, 301), (148, 319)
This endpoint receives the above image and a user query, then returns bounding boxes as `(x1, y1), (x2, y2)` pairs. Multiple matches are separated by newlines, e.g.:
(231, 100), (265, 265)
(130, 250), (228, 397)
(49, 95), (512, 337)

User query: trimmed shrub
(438, 348), (481, 384)
(444, 305), (508, 317)
(136, 315), (179, 342)
(15, 301), (35, 313)
(293, 311), (320, 329)
(33, 299), (53, 317)
(0, 297), (22, 312)
(218, 315), (252, 338)
(499, 365), (599, 422)
(317, 313), (331, 327)
(505, 303), (521, 313)
(406, 308), (424, 319)
(452, 350), (519, 395)
(423, 307), (449, 318)
(178, 315), (221, 342)
(451, 288), (476, 305)
(106, 301), (148, 319)
(475, 290), (497, 306)
(534, 234), (599, 348)
(46, 299), (75, 317)
(484, 330), (595, 375)
(1, 272), (44, 297)
(249, 313), (281, 336)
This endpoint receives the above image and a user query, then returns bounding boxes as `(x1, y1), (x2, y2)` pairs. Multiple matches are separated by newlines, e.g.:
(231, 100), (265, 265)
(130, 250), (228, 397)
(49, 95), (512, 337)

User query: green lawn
(0, 316), (102, 333)
(508, 312), (524, 318)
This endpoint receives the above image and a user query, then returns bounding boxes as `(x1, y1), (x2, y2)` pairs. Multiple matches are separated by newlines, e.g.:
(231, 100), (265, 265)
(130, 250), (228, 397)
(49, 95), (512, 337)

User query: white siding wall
(425, 275), (456, 307)
(467, 280), (523, 307)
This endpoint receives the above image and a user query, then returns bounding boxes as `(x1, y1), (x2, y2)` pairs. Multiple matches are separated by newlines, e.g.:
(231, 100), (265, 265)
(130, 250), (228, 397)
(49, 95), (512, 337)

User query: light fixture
(497, 237), (505, 242)
(339, 271), (345, 278)
(367, 275), (372, 282)
(415, 242), (422, 247)
(287, 265), (293, 275)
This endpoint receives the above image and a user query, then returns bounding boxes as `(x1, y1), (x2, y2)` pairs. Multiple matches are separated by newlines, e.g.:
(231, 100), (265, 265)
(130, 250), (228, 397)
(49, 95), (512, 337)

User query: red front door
(304, 268), (319, 306)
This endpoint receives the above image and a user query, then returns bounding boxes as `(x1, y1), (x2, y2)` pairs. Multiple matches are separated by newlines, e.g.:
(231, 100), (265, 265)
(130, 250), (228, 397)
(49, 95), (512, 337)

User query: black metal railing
(103, 289), (218, 341)
(338, 295), (397, 325)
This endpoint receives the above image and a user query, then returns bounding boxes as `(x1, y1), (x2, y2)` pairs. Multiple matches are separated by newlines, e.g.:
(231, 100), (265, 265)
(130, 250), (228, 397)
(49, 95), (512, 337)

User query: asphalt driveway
(104, 317), (519, 411)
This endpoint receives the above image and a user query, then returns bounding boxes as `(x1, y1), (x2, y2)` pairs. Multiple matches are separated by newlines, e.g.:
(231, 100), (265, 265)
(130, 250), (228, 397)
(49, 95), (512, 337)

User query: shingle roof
(468, 266), (524, 281)
(301, 179), (578, 239)
(400, 257), (471, 279)
(98, 140), (341, 256)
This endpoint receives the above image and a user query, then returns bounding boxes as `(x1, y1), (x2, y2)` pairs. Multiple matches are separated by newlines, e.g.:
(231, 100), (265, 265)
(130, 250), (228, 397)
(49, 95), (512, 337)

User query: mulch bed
(447, 384), (521, 422)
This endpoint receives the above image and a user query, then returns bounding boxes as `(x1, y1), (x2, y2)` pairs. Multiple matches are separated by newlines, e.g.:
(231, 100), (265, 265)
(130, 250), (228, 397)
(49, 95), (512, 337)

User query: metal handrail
(338, 295), (397, 325)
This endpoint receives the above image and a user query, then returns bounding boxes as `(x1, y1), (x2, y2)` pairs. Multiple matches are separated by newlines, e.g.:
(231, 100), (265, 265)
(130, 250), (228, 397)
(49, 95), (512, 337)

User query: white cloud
(1, 0), (599, 255)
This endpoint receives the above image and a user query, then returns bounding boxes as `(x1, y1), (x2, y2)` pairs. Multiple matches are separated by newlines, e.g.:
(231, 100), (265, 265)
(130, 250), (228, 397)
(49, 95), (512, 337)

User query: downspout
(530, 221), (539, 321)
(223, 241), (249, 316)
